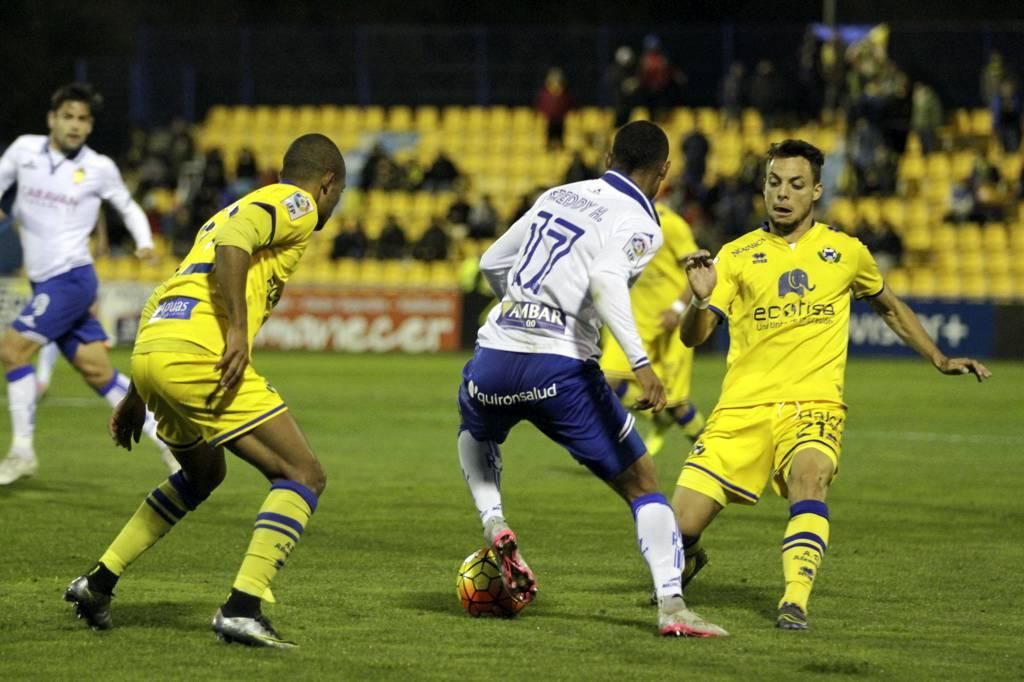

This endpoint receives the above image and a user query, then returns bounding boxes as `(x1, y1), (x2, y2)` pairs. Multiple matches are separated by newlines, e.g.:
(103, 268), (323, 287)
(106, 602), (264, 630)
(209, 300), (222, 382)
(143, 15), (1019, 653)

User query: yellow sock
(232, 481), (318, 599)
(100, 471), (206, 575)
(780, 500), (830, 612)
(675, 404), (705, 441)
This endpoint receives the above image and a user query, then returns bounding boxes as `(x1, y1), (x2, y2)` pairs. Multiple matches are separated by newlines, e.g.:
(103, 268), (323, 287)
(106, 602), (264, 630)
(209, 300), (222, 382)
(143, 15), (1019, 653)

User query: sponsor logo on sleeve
(282, 191), (314, 220)
(150, 296), (200, 321)
(623, 232), (654, 264)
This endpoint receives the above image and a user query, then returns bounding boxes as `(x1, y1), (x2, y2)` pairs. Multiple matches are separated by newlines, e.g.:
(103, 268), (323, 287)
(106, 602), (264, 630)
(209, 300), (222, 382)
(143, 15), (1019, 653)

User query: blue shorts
(11, 265), (107, 359)
(458, 347), (647, 481)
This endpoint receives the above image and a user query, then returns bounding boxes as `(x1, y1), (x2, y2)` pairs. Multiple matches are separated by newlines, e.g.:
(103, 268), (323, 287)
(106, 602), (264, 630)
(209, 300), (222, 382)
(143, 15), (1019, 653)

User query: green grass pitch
(1, 350), (1021, 680)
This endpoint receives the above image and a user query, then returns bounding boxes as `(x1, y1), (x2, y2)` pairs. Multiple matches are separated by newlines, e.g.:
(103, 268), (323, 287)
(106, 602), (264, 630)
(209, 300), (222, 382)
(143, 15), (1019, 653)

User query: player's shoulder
(716, 225), (771, 262)
(6, 134), (46, 155)
(811, 221), (869, 252)
(246, 183), (318, 226)
(81, 147), (119, 173)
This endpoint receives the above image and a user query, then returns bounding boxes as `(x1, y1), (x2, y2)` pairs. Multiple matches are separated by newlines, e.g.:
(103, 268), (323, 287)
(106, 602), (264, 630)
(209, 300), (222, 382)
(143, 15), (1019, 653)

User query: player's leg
(66, 440), (223, 630)
(0, 328), (43, 483)
(649, 335), (705, 452)
(777, 447), (835, 630)
(68, 339), (178, 472)
(456, 348), (533, 603)
(35, 341), (59, 397)
(212, 411), (325, 647)
(671, 485), (722, 591)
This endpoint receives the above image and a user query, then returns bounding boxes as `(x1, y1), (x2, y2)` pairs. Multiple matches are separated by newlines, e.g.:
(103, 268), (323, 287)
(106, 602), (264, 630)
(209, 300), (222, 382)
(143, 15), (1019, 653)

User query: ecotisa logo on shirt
(467, 380), (558, 406)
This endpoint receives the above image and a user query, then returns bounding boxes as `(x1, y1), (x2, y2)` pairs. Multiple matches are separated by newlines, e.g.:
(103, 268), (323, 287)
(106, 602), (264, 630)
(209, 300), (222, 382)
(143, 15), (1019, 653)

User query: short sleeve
(595, 218), (662, 282)
(707, 250), (739, 320)
(852, 241), (885, 299)
(216, 203), (277, 253)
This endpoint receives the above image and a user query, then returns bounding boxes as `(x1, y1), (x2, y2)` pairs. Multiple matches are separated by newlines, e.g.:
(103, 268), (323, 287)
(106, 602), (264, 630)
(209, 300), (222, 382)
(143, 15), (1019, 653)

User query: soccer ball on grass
(455, 547), (528, 617)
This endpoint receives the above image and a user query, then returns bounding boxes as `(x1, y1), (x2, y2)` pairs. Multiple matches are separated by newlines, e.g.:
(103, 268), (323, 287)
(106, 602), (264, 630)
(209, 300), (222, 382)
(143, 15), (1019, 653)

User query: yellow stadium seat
(740, 108), (763, 134)
(363, 106), (386, 131)
(880, 198), (905, 229)
(934, 250), (958, 274)
(903, 224), (932, 251)
(1015, 278), (1024, 299)
(696, 108), (719, 133)
(1000, 155), (1021, 181)
(924, 178), (951, 204)
(960, 251), (984, 274)
(856, 197), (882, 225)
(885, 268), (910, 294)
(957, 223), (983, 251)
(93, 257), (114, 280)
(909, 269), (936, 297)
(358, 260), (386, 285)
(989, 274), (1013, 299)
(899, 155), (925, 182)
(925, 154), (952, 180)
(951, 152), (975, 181)
(414, 106), (439, 132)
(334, 258), (359, 285)
(629, 107), (651, 122)
(988, 250), (1011, 276)
(430, 261), (457, 287)
(935, 273), (962, 299)
(826, 198), (855, 229)
(951, 109), (971, 135)
(983, 224), (1009, 251)
(110, 258), (139, 281)
(932, 226), (957, 252)
(962, 274), (988, 300)
(387, 106), (413, 131)
(972, 108), (993, 136)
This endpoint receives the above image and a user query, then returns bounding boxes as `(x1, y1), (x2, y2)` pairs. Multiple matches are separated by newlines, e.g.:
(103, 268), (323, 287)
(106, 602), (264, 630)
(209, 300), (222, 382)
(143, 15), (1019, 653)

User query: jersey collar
(601, 170), (659, 225)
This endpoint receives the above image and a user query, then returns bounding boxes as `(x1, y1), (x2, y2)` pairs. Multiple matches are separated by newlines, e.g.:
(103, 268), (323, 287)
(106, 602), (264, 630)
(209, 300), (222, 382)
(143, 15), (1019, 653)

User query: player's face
(47, 101), (94, 154)
(763, 156), (822, 234)
(315, 170), (346, 231)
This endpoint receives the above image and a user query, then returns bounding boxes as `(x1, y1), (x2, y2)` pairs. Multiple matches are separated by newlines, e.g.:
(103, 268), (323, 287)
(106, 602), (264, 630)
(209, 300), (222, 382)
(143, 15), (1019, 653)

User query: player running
(457, 121), (727, 638)
(64, 134), (346, 648)
(674, 139), (991, 630)
(0, 82), (177, 483)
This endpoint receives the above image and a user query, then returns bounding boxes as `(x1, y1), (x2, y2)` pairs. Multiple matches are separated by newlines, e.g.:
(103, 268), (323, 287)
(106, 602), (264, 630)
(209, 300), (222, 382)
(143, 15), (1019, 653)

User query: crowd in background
(40, 26), (1023, 277)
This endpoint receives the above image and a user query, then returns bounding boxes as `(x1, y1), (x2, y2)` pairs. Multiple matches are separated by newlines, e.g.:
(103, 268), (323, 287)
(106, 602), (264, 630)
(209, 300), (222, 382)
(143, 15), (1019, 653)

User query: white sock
(631, 493), (684, 600)
(99, 371), (166, 451)
(36, 342), (59, 390)
(6, 365), (37, 454)
(458, 430), (504, 528)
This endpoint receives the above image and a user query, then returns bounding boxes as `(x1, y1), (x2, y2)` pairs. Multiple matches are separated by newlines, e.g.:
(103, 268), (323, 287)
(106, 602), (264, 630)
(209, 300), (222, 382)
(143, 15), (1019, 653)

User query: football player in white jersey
(456, 121), (727, 637)
(0, 82), (178, 484)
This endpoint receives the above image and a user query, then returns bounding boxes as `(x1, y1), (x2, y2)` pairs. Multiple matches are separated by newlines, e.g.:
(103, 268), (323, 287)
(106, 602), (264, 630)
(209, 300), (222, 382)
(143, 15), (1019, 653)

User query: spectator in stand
(508, 187), (544, 225)
(750, 60), (784, 129)
(412, 216), (450, 262)
(535, 67), (574, 150)
(637, 34), (684, 121)
(708, 174), (755, 241)
(980, 51), (1005, 109)
(607, 46), (638, 128)
(563, 150), (598, 184)
(360, 143), (390, 192)
(718, 62), (745, 127)
(968, 152), (1008, 223)
(446, 192), (471, 227)
(468, 194), (499, 240)
(330, 220), (369, 260)
(230, 148), (260, 200)
(376, 214), (408, 260)
(911, 82), (943, 154)
(855, 219), (903, 274)
(992, 78), (1022, 153)
(680, 128), (710, 197)
(421, 150), (461, 191)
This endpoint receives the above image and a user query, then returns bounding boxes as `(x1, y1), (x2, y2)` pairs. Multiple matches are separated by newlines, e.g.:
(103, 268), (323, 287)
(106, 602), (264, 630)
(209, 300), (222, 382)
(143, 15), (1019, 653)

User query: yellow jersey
(708, 222), (883, 408)
(134, 183), (319, 356)
(630, 203), (698, 331)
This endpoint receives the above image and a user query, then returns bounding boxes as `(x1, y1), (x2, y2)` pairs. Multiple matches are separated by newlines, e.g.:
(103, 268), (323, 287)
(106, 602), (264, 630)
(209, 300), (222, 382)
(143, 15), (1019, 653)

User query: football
(455, 547), (528, 617)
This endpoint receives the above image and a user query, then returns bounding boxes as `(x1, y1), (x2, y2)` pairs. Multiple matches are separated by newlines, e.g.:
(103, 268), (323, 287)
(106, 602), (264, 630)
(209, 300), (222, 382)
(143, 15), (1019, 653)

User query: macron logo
(468, 380), (558, 406)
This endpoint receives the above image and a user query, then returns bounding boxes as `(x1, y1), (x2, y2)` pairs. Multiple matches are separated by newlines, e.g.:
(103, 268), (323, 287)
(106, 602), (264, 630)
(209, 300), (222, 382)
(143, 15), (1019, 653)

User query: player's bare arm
(631, 364), (667, 413)
(109, 380), (146, 450)
(214, 245), (251, 389)
(678, 250), (720, 347)
(867, 287), (992, 382)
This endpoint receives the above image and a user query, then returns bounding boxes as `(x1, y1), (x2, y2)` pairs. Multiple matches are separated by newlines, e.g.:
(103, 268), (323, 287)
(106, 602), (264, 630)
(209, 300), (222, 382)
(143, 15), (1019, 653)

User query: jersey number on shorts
(512, 210), (585, 294)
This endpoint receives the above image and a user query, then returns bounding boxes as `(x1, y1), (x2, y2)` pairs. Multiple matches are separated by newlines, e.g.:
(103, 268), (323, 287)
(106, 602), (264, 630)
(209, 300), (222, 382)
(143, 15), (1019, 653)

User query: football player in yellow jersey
(674, 140), (991, 631)
(63, 134), (346, 648)
(601, 202), (705, 455)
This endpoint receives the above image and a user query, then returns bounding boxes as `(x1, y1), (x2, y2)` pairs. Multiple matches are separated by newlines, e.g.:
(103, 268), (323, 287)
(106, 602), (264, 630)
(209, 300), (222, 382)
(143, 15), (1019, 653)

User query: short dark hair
(281, 134), (345, 183)
(766, 139), (825, 182)
(610, 121), (669, 173)
(50, 82), (103, 115)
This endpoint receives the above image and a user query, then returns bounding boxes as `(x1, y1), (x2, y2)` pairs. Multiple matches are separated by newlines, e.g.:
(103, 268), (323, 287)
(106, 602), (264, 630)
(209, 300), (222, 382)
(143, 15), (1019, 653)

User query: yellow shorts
(131, 351), (288, 449)
(677, 401), (845, 506)
(601, 325), (694, 407)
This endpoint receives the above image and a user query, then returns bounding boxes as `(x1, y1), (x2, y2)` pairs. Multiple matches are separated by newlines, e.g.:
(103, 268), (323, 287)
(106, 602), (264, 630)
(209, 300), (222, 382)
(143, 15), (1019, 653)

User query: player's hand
(110, 388), (147, 451)
(658, 308), (682, 331)
(682, 250), (716, 301)
(135, 247), (156, 262)
(215, 326), (249, 390)
(631, 365), (667, 414)
(935, 356), (992, 382)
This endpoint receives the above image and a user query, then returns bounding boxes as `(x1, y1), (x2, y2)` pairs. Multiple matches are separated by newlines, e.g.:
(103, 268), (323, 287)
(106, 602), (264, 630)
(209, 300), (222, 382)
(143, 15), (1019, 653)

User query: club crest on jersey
(72, 168), (86, 184)
(623, 232), (655, 264)
(752, 252), (768, 264)
(282, 191), (314, 220)
(818, 247), (842, 263)
(778, 269), (816, 297)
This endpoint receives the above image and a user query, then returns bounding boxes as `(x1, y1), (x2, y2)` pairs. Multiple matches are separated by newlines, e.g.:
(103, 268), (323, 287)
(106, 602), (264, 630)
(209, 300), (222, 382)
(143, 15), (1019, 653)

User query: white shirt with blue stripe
(0, 134), (154, 283)
(477, 170), (662, 369)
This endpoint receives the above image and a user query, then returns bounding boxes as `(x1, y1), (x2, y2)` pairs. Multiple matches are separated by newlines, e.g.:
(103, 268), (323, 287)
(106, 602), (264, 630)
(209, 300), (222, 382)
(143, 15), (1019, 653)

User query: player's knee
(292, 458), (326, 497)
(0, 335), (33, 370)
(788, 464), (831, 499)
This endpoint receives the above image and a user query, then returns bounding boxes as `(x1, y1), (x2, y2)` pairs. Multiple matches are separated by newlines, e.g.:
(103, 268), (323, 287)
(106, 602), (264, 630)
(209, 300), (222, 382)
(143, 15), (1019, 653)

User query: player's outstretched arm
(679, 250), (720, 347)
(214, 245), (252, 390)
(868, 287), (993, 382)
(110, 380), (146, 451)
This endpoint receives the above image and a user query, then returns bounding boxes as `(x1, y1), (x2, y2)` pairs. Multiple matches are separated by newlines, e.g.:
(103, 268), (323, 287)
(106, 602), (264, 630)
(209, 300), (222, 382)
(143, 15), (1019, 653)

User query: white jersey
(0, 134), (153, 282)
(477, 170), (663, 369)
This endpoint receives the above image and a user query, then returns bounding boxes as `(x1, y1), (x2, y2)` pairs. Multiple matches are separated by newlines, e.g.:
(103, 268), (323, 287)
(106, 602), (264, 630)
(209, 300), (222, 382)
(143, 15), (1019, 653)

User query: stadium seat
(885, 268), (910, 294)
(903, 223), (932, 251)
(936, 273), (962, 299)
(959, 251), (984, 275)
(387, 106), (413, 131)
(989, 274), (1013, 299)
(956, 223), (983, 251)
(334, 258), (359, 285)
(983, 224), (1009, 251)
(414, 106), (439, 132)
(971, 109), (993, 136)
(909, 269), (937, 297)
(880, 198), (905, 228)
(856, 197), (882, 225)
(962, 274), (988, 300)
(925, 154), (952, 180)
(987, 250), (1011, 276)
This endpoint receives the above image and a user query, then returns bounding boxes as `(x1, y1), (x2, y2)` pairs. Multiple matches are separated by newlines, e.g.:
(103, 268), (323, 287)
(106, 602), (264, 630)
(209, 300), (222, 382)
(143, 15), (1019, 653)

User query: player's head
(606, 121), (670, 200)
(281, 134), (347, 231)
(764, 139), (824, 235)
(47, 82), (102, 155)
